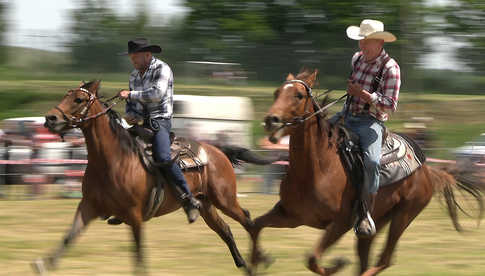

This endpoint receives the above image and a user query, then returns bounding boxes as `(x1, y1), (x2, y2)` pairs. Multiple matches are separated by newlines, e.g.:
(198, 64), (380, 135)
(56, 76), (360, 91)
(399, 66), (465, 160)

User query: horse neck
(289, 113), (334, 178)
(80, 102), (120, 165)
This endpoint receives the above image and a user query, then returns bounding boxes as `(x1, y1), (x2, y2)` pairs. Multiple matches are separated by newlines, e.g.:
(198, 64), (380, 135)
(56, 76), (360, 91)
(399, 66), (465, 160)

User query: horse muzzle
(263, 115), (283, 132)
(44, 114), (68, 134)
(263, 114), (287, 143)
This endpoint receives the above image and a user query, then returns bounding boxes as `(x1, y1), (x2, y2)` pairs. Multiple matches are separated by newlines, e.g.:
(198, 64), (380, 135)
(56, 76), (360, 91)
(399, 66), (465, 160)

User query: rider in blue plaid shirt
(117, 38), (200, 224)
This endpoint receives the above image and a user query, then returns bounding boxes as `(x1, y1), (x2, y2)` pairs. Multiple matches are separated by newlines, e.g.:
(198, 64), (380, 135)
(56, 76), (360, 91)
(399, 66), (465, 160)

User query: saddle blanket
(379, 132), (425, 187)
(338, 127), (425, 188)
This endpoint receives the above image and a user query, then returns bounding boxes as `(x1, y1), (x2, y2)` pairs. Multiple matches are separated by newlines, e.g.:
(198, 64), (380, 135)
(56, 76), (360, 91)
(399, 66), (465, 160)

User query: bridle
(54, 87), (121, 128)
(277, 79), (348, 127)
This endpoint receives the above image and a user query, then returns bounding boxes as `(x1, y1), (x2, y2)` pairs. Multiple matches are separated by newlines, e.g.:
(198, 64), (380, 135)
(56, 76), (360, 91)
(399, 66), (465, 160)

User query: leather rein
(279, 79), (348, 127)
(54, 88), (122, 128)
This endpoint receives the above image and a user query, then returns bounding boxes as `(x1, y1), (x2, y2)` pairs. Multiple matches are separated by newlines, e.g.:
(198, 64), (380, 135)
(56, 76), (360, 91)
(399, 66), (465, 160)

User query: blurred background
(1, 0), (485, 275)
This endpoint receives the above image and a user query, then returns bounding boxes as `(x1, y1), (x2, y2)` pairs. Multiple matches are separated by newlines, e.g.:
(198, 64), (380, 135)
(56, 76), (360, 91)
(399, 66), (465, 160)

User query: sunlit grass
(0, 183), (484, 276)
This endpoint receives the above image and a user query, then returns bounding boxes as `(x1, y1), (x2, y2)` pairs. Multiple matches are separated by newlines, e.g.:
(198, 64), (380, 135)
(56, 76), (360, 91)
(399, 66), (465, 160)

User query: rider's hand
(347, 80), (363, 96)
(119, 90), (131, 99)
(347, 80), (372, 102)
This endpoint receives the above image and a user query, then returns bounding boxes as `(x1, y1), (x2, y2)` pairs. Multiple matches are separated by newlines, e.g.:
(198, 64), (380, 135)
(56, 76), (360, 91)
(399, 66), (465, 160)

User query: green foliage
(0, 2), (8, 64)
(68, 0), (160, 72)
(435, 0), (485, 74)
(178, 0), (428, 84)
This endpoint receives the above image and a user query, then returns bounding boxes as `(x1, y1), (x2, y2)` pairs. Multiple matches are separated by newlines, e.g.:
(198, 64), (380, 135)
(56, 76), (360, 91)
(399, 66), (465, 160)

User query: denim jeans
(343, 114), (384, 195)
(151, 119), (191, 195)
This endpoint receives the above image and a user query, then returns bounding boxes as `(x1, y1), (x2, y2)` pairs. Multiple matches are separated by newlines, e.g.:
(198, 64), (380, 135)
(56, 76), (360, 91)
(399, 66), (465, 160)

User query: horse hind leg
(357, 213), (391, 275)
(361, 201), (427, 276)
(199, 200), (248, 271)
(31, 200), (97, 274)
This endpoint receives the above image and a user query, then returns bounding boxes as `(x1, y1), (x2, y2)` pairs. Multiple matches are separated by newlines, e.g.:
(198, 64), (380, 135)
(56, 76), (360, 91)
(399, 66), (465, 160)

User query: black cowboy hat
(119, 38), (162, 55)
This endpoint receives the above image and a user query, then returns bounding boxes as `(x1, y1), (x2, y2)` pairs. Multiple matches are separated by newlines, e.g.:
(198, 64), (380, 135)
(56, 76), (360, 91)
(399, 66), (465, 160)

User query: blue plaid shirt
(126, 57), (174, 121)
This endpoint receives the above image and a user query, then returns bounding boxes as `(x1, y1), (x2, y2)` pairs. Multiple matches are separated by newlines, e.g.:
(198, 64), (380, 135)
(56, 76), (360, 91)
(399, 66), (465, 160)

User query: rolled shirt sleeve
(369, 62), (400, 113)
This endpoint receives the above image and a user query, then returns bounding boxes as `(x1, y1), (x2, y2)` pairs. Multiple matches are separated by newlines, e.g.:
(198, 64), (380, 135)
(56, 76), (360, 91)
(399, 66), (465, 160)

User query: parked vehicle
(172, 94), (254, 148)
(453, 133), (485, 164)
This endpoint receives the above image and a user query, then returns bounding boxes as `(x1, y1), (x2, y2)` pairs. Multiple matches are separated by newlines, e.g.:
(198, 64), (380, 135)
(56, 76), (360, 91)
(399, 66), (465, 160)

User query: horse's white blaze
(282, 83), (294, 90)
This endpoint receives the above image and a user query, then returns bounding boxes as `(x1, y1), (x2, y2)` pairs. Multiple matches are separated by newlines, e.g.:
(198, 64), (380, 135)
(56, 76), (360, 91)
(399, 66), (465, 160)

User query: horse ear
(286, 73), (295, 81)
(88, 80), (102, 96)
(306, 69), (318, 88)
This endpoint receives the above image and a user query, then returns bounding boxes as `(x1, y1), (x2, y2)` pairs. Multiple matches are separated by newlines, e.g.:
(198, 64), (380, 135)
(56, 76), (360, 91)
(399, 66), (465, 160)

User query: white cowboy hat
(346, 19), (396, 42)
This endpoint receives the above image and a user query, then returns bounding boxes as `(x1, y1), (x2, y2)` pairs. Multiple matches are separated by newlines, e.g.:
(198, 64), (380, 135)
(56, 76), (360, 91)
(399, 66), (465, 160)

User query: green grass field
(0, 183), (484, 276)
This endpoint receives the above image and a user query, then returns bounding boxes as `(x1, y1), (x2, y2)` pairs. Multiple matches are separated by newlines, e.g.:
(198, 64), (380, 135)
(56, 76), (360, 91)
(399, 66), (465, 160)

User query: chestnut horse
(34, 80), (266, 274)
(248, 69), (483, 276)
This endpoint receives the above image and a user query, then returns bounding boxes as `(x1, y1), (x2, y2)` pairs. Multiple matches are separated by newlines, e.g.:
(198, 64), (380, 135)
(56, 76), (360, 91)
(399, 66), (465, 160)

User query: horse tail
(212, 144), (283, 167)
(427, 164), (484, 232)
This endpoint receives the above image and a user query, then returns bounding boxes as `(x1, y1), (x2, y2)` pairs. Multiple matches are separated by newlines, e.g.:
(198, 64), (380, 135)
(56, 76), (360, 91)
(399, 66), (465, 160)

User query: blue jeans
(343, 114), (384, 195)
(151, 119), (191, 196)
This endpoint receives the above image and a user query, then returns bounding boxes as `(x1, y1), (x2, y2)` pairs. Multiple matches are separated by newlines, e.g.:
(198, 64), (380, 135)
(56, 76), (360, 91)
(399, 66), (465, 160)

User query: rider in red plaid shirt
(346, 49), (400, 122)
(331, 19), (401, 238)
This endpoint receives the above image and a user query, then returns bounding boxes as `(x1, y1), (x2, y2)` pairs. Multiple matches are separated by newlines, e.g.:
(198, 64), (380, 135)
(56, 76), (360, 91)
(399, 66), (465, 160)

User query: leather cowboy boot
(160, 164), (201, 224)
(354, 193), (377, 238)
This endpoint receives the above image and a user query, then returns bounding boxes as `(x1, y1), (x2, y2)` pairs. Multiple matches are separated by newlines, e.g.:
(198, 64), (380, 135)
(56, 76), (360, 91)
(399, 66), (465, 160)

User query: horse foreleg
(306, 221), (351, 276)
(32, 200), (97, 274)
(249, 201), (301, 273)
(130, 219), (146, 275)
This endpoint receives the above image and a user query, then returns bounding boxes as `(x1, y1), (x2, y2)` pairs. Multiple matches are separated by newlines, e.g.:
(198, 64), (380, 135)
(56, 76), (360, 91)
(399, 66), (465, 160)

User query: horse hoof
(31, 258), (47, 275)
(262, 253), (275, 269)
(244, 266), (255, 276)
(332, 257), (351, 269)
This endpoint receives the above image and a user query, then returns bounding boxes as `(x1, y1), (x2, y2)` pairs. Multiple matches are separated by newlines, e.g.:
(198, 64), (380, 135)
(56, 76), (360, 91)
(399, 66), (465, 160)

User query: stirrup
(354, 211), (376, 237)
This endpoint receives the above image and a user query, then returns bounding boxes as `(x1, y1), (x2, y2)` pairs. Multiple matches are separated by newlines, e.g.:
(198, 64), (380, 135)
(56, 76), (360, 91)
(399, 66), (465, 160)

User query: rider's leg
(152, 119), (200, 223)
(346, 115), (383, 237)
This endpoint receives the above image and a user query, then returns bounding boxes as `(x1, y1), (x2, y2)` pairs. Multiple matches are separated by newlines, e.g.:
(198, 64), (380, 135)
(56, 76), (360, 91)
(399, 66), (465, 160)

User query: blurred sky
(2, 0), (463, 70)
(4, 0), (187, 51)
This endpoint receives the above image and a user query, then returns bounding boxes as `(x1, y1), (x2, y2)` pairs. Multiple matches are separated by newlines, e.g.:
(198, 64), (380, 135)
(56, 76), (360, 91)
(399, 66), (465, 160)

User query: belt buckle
(148, 118), (160, 131)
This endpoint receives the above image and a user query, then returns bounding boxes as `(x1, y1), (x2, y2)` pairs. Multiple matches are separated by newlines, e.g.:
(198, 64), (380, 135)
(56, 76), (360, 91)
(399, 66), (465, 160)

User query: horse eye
(295, 92), (304, 100)
(74, 98), (83, 104)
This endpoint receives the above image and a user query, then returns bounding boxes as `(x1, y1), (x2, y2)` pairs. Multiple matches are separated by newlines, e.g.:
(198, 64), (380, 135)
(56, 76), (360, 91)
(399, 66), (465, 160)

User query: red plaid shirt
(345, 49), (401, 122)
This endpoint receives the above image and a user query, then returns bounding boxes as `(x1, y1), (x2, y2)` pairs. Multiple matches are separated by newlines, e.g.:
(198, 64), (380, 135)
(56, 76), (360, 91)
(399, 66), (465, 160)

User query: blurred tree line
(0, 2), (7, 64)
(0, 0), (484, 92)
(179, 0), (426, 86)
(439, 0), (485, 74)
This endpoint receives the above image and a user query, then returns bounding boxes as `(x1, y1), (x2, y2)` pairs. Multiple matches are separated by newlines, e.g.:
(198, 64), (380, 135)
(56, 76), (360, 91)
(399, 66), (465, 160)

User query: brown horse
(248, 69), (483, 276)
(33, 80), (268, 274)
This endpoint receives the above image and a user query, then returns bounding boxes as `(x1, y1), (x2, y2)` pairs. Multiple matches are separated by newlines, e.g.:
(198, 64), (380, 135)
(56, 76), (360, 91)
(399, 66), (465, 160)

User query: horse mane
(106, 109), (139, 155)
(294, 68), (333, 139)
(79, 80), (138, 154)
